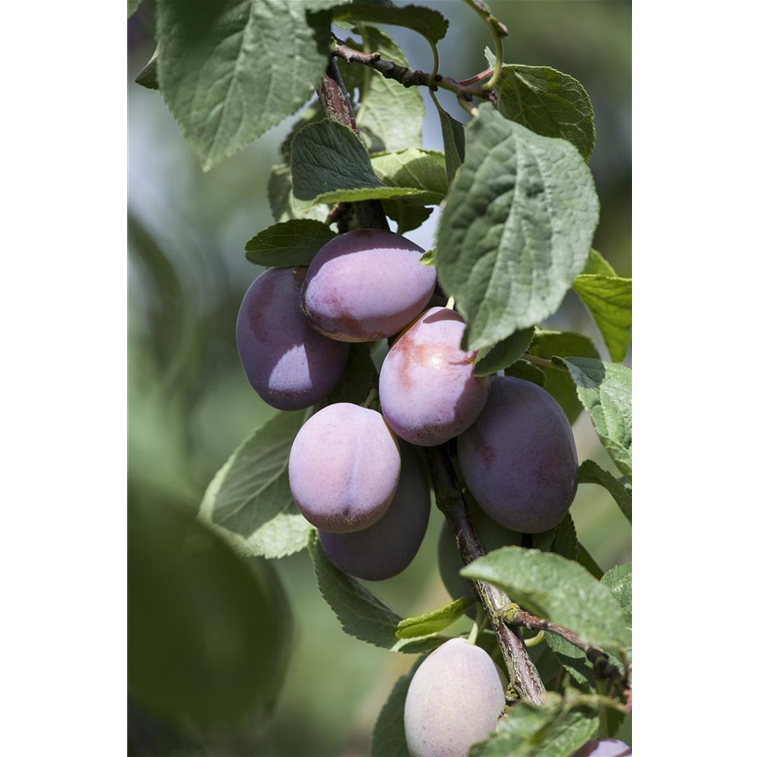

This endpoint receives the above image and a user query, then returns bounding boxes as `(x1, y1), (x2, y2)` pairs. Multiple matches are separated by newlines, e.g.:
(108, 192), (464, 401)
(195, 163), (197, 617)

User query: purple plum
(571, 739), (632, 756)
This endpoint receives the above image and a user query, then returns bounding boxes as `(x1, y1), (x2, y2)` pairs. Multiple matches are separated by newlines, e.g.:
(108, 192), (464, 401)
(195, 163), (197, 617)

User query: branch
(331, 38), (497, 106)
(318, 58), (389, 231)
(426, 445), (546, 706)
(504, 604), (632, 697)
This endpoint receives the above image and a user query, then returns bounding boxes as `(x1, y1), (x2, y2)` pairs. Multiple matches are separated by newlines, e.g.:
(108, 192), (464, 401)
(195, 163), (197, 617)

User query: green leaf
(573, 274), (632, 363)
(436, 106), (599, 352)
(461, 547), (628, 653)
(245, 220), (336, 267)
(582, 248), (617, 277)
(531, 527), (556, 553)
(128, 0), (142, 17)
(198, 410), (313, 559)
(268, 164), (330, 224)
(129, 493), (293, 724)
(431, 91), (466, 183)
(325, 343), (378, 405)
(493, 64), (596, 162)
(370, 149), (448, 205)
(474, 327), (534, 376)
(418, 248), (436, 266)
(370, 655), (428, 757)
(309, 532), (450, 653)
(551, 512), (578, 560)
(333, 2), (449, 44)
(561, 358), (632, 479)
(576, 542), (603, 580)
(504, 359), (546, 386)
(528, 330), (600, 424)
(155, 0), (331, 171)
(291, 122), (448, 206)
(382, 201), (433, 234)
(545, 634), (595, 689)
(470, 692), (599, 757)
(578, 460), (632, 524)
(340, 26), (424, 154)
(602, 562), (632, 666)
(395, 597), (475, 639)
(135, 48), (159, 90)
(280, 102), (324, 165)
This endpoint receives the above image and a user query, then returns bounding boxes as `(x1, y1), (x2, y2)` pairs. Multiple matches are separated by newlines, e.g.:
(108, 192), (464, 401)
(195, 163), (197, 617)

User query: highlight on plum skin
(379, 306), (491, 446)
(438, 496), (521, 607)
(236, 266), (350, 410)
(404, 638), (505, 757)
(300, 229), (437, 343)
(288, 403), (401, 533)
(318, 443), (430, 581)
(571, 739), (632, 756)
(457, 376), (579, 534)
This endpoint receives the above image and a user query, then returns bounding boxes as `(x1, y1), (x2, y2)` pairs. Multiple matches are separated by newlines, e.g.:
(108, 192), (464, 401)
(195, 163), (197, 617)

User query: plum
(438, 497), (521, 603)
(379, 307), (490, 445)
(318, 444), (430, 580)
(288, 403), (400, 532)
(458, 377), (578, 533)
(300, 230), (436, 342)
(404, 638), (505, 757)
(236, 267), (349, 410)
(571, 739), (632, 756)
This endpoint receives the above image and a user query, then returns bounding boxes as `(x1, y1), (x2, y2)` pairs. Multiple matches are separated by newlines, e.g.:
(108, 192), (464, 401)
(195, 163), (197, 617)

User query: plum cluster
(237, 230), (583, 755)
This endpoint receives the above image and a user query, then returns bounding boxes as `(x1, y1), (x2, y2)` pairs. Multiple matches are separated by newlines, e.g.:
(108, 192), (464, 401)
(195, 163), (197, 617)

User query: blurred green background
(128, 1), (631, 754)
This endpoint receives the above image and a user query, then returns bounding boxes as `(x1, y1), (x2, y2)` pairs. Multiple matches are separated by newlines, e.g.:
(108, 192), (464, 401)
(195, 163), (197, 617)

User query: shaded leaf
(267, 164), (330, 223)
(333, 2), (449, 43)
(431, 90), (465, 183)
(504, 358), (546, 386)
(245, 219), (335, 267)
(474, 327), (534, 376)
(578, 460), (632, 524)
(135, 49), (159, 90)
(326, 343), (378, 406)
(551, 512), (578, 560)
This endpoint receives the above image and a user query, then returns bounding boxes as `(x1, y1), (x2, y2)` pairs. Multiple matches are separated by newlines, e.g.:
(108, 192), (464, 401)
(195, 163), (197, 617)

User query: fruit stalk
(318, 57), (389, 231)
(426, 444), (546, 706)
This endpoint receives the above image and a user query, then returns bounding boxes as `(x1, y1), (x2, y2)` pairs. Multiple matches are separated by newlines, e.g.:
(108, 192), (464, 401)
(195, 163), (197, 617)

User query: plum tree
(438, 496), (521, 603)
(300, 229), (436, 342)
(318, 444), (430, 580)
(458, 377), (579, 533)
(379, 306), (491, 446)
(236, 267), (349, 410)
(288, 403), (400, 532)
(404, 638), (505, 757)
(571, 739), (632, 756)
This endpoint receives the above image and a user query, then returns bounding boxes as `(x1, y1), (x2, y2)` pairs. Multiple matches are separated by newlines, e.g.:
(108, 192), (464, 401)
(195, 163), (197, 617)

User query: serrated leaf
(461, 547), (627, 654)
(474, 327), (534, 376)
(573, 274), (632, 363)
(431, 91), (466, 183)
(156, 0), (331, 171)
(268, 164), (330, 223)
(370, 149), (448, 204)
(395, 597), (475, 639)
(135, 48), (159, 90)
(493, 64), (596, 162)
(504, 358), (546, 386)
(602, 563), (631, 627)
(545, 634), (596, 689)
(436, 106), (599, 352)
(198, 410), (313, 559)
(528, 330), (600, 424)
(370, 655), (428, 757)
(576, 542), (603, 580)
(340, 26), (424, 154)
(561, 358), (632, 479)
(470, 693), (599, 757)
(532, 527), (556, 553)
(333, 2), (449, 43)
(578, 460), (632, 524)
(280, 102), (323, 165)
(582, 248), (617, 277)
(309, 532), (450, 653)
(551, 512), (578, 560)
(291, 121), (446, 206)
(325, 343), (378, 405)
(245, 220), (335, 267)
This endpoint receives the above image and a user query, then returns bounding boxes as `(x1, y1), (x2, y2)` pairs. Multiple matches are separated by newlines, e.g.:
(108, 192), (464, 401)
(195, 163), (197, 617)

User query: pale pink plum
(404, 638), (505, 757)
(318, 444), (430, 580)
(571, 739), (632, 756)
(379, 307), (491, 446)
(458, 377), (578, 533)
(300, 230), (436, 342)
(288, 403), (401, 533)
(236, 267), (349, 410)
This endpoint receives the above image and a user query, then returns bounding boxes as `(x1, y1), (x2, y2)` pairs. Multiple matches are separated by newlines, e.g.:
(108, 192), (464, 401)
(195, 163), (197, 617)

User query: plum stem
(318, 58), (390, 231)
(425, 444), (546, 706)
